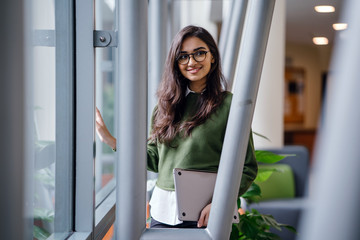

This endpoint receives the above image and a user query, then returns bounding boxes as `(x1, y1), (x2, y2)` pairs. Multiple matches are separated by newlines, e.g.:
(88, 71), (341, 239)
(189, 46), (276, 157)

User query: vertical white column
(207, 0), (276, 239)
(221, 0), (248, 88)
(299, 0), (360, 239)
(252, 0), (285, 148)
(218, 0), (234, 58)
(115, 0), (148, 239)
(166, 0), (177, 49)
(148, 0), (168, 124)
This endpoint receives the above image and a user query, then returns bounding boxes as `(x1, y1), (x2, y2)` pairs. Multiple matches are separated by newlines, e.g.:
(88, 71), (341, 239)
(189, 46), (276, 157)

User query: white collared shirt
(149, 86), (200, 225)
(149, 186), (183, 225)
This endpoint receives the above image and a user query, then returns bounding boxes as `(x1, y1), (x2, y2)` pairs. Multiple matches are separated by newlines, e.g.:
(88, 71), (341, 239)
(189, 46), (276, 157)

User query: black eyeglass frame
(176, 50), (210, 65)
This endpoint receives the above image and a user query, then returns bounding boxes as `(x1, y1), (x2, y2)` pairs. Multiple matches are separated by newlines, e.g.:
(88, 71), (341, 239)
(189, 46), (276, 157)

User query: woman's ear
(211, 57), (215, 63)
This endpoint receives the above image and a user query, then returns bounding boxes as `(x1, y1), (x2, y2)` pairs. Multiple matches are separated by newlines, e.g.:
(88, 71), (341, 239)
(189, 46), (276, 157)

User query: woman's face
(178, 36), (214, 92)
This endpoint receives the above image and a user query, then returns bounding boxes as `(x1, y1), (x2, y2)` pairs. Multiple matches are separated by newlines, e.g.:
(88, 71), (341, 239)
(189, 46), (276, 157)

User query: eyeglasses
(177, 50), (210, 65)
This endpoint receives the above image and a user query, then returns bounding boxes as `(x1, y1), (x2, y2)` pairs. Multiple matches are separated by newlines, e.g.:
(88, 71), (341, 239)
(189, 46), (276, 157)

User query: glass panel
(32, 0), (57, 237)
(32, 0), (73, 238)
(95, 0), (116, 200)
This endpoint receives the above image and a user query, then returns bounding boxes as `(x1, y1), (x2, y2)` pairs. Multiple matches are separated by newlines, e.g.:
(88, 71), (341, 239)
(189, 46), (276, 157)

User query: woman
(96, 25), (257, 228)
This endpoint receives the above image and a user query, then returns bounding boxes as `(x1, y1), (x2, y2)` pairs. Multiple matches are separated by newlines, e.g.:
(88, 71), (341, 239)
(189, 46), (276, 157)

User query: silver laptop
(173, 168), (240, 223)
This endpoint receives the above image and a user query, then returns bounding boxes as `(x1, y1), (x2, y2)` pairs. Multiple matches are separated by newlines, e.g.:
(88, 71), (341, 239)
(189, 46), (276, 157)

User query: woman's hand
(197, 203), (211, 228)
(96, 108), (116, 150)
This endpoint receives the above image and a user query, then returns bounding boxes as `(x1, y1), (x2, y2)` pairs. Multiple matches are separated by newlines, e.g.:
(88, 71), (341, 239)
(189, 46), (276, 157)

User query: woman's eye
(195, 51), (206, 57)
(179, 55), (188, 60)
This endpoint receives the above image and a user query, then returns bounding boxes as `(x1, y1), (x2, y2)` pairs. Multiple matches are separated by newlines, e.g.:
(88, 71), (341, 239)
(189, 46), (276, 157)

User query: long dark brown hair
(150, 25), (227, 144)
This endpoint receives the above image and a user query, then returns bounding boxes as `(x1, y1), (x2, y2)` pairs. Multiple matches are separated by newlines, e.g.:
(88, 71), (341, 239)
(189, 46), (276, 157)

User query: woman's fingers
(95, 107), (116, 149)
(96, 108), (104, 126)
(204, 212), (209, 226)
(95, 108), (109, 141)
(197, 203), (211, 228)
(197, 212), (204, 228)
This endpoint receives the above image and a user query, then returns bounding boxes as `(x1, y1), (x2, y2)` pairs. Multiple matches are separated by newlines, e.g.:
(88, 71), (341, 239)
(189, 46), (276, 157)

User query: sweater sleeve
(238, 130), (258, 196)
(147, 106), (159, 173)
(147, 141), (159, 173)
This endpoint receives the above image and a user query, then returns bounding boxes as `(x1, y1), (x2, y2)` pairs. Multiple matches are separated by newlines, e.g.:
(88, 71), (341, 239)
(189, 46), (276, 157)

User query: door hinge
(93, 30), (117, 47)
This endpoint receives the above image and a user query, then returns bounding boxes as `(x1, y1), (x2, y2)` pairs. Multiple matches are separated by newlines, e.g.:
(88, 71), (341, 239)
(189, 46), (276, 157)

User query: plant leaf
(257, 231), (282, 240)
(34, 208), (54, 222)
(279, 224), (297, 233)
(238, 209), (297, 239)
(255, 150), (286, 164)
(253, 132), (271, 141)
(261, 214), (283, 231)
(239, 216), (261, 239)
(230, 224), (240, 240)
(260, 214), (297, 233)
(242, 182), (261, 198)
(33, 225), (50, 240)
(255, 167), (283, 182)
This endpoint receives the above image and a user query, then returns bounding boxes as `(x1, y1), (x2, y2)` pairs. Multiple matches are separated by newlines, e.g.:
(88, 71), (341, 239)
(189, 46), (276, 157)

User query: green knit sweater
(147, 92), (257, 196)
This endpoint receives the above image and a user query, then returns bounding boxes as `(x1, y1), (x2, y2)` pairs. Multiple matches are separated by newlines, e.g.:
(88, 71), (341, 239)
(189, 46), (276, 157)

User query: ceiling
(286, 0), (344, 45)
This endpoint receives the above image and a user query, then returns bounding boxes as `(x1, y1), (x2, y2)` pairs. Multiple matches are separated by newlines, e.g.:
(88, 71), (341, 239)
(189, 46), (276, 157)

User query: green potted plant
(230, 150), (297, 240)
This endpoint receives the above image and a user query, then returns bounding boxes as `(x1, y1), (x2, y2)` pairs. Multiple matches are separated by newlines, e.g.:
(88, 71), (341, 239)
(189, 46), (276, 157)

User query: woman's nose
(188, 55), (196, 66)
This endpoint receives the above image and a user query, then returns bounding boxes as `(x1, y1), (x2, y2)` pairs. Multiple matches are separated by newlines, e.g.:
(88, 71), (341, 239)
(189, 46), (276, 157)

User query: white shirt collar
(185, 86), (205, 96)
(185, 87), (195, 96)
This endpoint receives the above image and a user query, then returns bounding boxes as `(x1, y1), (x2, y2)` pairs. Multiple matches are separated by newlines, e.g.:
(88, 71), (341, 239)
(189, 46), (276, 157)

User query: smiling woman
(178, 37), (214, 93)
(96, 25), (258, 229)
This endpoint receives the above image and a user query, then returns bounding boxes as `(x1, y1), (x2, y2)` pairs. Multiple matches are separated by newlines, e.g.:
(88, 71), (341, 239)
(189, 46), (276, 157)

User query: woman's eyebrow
(179, 46), (206, 54)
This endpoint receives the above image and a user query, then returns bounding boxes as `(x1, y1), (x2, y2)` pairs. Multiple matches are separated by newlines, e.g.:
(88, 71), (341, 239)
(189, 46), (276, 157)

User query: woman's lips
(187, 67), (201, 74)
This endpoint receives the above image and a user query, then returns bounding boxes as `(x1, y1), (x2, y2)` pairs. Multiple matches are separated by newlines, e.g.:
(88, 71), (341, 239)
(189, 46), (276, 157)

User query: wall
(285, 42), (333, 129)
